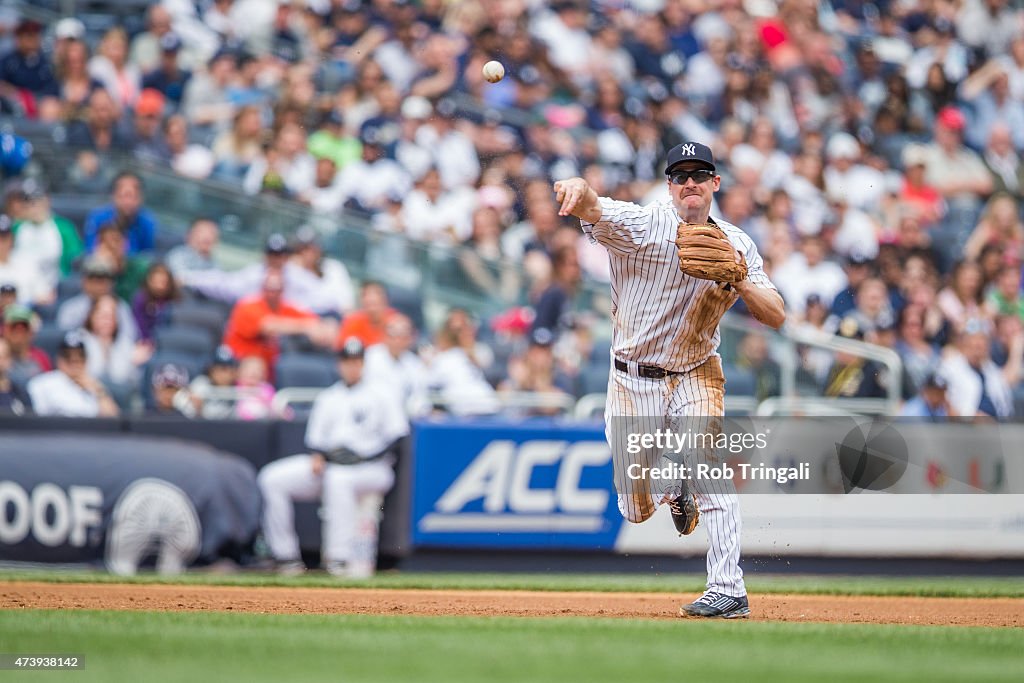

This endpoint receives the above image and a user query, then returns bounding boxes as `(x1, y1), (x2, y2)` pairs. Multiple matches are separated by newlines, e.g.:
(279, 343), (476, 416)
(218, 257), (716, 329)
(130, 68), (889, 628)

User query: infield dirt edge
(2, 582), (1021, 628)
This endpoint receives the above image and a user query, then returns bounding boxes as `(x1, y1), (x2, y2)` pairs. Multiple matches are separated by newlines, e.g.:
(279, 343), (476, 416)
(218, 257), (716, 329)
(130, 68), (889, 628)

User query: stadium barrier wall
(411, 418), (1024, 558)
(3, 416), (1023, 565)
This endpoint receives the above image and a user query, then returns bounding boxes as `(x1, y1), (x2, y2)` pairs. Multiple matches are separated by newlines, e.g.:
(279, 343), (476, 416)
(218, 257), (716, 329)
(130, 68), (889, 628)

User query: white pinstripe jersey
(581, 197), (777, 373)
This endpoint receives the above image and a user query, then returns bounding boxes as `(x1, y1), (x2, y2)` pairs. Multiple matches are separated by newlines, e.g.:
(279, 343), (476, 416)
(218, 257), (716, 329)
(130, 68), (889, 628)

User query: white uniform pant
(605, 356), (745, 597)
(258, 454), (395, 564)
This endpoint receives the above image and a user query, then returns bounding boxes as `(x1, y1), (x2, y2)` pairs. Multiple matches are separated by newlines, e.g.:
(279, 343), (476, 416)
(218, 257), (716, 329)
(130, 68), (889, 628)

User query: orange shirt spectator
(334, 281), (397, 349)
(223, 272), (332, 377)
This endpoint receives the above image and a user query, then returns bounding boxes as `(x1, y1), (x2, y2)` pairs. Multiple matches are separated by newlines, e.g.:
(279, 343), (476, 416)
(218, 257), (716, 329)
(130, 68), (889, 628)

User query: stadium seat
(32, 324), (65, 363)
(722, 363), (756, 397)
(386, 285), (425, 331)
(579, 363), (609, 396)
(48, 195), (99, 234)
(589, 338), (612, 364)
(56, 274), (82, 303)
(167, 301), (229, 341)
(274, 353), (338, 390)
(154, 325), (216, 359)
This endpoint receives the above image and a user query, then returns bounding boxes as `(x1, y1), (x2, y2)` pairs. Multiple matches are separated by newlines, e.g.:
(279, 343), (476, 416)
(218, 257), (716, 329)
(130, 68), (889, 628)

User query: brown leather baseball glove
(675, 222), (748, 283)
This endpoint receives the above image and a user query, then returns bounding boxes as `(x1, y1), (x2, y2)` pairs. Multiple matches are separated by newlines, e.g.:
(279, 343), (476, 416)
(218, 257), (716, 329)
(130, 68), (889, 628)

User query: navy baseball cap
(337, 337), (366, 359)
(665, 142), (716, 175)
(211, 345), (238, 368)
(264, 233), (290, 255)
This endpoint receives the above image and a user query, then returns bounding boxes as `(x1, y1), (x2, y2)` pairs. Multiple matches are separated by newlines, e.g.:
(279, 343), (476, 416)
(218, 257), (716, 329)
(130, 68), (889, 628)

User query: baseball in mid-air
(482, 60), (505, 83)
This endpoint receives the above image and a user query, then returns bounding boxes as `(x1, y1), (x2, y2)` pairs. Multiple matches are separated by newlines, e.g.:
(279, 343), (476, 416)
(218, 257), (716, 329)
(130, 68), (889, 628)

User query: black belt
(614, 358), (681, 379)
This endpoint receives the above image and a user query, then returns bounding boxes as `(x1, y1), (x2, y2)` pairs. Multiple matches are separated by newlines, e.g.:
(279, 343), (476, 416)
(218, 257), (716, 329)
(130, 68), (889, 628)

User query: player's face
(668, 163), (720, 219)
(338, 356), (364, 385)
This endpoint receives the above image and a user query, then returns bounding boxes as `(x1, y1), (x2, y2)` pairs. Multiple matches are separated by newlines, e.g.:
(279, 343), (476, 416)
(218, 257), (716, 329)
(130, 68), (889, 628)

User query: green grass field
(2, 572), (1021, 683)
(0, 610), (1020, 683)
(2, 568), (1024, 597)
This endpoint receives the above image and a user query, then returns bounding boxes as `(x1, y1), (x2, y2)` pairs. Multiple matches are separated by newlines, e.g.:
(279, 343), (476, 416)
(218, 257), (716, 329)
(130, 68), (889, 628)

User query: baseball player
(553, 141), (785, 618)
(258, 338), (408, 576)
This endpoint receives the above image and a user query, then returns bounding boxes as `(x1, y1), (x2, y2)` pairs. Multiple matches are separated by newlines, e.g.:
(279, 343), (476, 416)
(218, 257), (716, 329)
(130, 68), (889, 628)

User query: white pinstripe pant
(605, 355), (745, 597)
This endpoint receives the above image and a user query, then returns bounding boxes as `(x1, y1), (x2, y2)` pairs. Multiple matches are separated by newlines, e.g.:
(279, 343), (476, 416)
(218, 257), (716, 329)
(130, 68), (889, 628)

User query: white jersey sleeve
(303, 386), (337, 453)
(579, 197), (656, 256)
(719, 224), (777, 292)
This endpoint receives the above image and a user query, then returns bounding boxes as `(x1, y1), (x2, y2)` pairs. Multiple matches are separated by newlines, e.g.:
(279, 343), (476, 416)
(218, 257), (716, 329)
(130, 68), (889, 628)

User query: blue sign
(411, 418), (624, 549)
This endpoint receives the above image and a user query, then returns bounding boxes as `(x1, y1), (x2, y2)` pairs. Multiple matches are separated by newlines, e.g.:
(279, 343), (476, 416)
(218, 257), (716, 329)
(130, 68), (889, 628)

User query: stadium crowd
(1, 0), (1024, 420)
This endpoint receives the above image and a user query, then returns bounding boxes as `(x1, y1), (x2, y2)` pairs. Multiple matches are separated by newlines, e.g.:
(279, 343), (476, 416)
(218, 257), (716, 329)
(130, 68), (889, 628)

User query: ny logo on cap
(682, 143), (696, 156)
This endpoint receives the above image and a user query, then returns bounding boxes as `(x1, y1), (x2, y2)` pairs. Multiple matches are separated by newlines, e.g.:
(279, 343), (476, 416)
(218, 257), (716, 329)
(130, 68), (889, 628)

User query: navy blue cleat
(679, 591), (750, 618)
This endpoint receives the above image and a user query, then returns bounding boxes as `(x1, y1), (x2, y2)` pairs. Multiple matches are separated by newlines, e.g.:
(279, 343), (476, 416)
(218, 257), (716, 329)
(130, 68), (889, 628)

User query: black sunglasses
(669, 169), (715, 185)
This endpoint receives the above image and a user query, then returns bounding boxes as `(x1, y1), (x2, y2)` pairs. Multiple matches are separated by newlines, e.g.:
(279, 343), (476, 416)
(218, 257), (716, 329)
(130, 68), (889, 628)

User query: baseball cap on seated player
(337, 337), (366, 359)
(665, 142), (716, 175)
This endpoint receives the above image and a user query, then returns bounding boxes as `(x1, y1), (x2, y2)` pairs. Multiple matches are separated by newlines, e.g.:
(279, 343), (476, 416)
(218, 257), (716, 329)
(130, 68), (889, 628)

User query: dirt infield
(2, 582), (1021, 627)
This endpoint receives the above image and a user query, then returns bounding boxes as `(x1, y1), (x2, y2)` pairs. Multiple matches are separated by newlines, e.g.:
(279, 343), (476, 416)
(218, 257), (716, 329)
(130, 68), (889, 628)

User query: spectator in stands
(937, 261), (986, 335)
(133, 262), (179, 343)
(289, 227), (355, 316)
(363, 313), (429, 416)
(899, 372), (954, 420)
(298, 157), (345, 214)
(182, 232), (325, 304)
(147, 362), (191, 416)
(211, 105), (265, 181)
(1, 304), (51, 386)
(164, 114), (216, 179)
(129, 88), (169, 164)
(56, 256), (139, 340)
(986, 265), (1024, 322)
(899, 143), (945, 227)
(990, 313), (1023, 366)
(92, 222), (150, 303)
(182, 48), (238, 136)
(981, 123), (1024, 201)
(735, 332), (782, 402)
(0, 336), (31, 415)
(498, 327), (573, 416)
(223, 271), (333, 378)
(532, 246), (581, 334)
(335, 281), (397, 349)
(233, 355), (281, 420)
(922, 106), (994, 254)
(141, 33), (192, 107)
(940, 318), (1021, 420)
(401, 166), (475, 244)
(129, 4), (175, 74)
(11, 180), (84, 289)
(964, 193), (1024, 263)
(334, 119), (412, 214)
(0, 284), (17, 325)
(84, 172), (158, 254)
(54, 36), (100, 120)
(823, 132), (886, 214)
(822, 317), (890, 399)
(895, 304), (942, 395)
(27, 330), (120, 417)
(307, 110), (361, 172)
(428, 311), (500, 416)
(0, 215), (48, 306)
(0, 19), (59, 118)
(179, 345), (238, 419)
(458, 205), (520, 302)
(831, 277), (897, 339)
(65, 87), (131, 154)
(960, 61), (1024, 151)
(88, 27), (140, 110)
(79, 293), (150, 404)
(166, 218), (220, 277)
(243, 121), (316, 197)
(775, 235), (848, 316)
